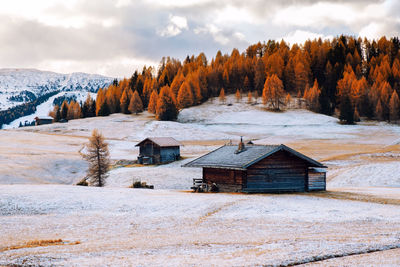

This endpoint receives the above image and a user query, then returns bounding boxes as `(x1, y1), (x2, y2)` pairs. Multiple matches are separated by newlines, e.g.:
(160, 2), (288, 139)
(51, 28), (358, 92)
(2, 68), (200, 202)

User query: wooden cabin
(34, 116), (53, 126)
(184, 141), (327, 193)
(136, 137), (181, 165)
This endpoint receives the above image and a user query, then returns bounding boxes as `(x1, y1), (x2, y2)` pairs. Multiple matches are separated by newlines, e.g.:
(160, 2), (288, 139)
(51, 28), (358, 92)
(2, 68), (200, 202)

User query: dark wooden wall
(307, 170), (326, 191)
(138, 141), (179, 164)
(203, 168), (245, 192)
(160, 147), (180, 163)
(139, 140), (159, 157)
(245, 150), (308, 193)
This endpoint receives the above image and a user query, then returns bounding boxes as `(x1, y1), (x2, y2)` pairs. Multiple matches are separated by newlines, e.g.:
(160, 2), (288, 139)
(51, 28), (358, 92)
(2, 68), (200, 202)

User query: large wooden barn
(184, 141), (327, 193)
(136, 137), (181, 165)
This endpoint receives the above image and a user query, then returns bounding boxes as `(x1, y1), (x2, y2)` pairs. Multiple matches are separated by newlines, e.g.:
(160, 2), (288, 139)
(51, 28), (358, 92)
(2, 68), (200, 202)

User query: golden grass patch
(0, 239), (80, 252)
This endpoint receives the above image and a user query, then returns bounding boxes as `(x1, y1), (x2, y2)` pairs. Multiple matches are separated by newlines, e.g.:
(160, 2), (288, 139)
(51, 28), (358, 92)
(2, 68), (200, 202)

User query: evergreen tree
(98, 101), (110, 116)
(339, 95), (354, 124)
(128, 90), (144, 114)
(90, 100), (96, 117)
(81, 102), (88, 118)
(61, 100), (69, 120)
(81, 129), (110, 187)
(156, 86), (178, 121)
(54, 105), (61, 122)
(375, 99), (384, 121)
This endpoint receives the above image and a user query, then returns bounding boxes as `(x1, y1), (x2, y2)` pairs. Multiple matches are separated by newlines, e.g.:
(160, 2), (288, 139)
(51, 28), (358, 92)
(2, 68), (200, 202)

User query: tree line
(50, 35), (400, 125)
(0, 91), (60, 129)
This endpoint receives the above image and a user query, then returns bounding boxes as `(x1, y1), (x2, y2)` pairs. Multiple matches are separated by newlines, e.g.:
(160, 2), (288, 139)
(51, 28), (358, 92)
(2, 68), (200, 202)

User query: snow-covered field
(1, 185), (400, 266)
(1, 96), (400, 265)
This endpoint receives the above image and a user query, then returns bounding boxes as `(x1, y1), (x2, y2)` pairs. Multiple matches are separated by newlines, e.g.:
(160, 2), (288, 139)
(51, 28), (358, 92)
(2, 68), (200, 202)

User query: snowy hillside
(0, 68), (113, 111)
(1, 97), (400, 266)
(2, 91), (97, 129)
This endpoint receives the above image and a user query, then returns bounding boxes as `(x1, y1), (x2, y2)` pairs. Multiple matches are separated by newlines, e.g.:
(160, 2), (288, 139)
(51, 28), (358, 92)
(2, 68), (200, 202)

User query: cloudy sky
(0, 0), (399, 77)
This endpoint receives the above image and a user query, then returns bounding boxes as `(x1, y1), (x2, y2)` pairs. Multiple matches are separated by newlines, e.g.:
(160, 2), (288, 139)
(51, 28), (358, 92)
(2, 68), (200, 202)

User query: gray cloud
(0, 0), (397, 77)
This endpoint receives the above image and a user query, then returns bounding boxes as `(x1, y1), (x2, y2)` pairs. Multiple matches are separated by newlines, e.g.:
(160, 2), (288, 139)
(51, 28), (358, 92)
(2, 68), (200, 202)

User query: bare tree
(81, 129), (110, 187)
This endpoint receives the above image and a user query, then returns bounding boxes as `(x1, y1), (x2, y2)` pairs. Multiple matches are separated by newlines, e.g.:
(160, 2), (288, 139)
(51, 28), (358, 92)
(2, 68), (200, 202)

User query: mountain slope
(0, 68), (114, 111)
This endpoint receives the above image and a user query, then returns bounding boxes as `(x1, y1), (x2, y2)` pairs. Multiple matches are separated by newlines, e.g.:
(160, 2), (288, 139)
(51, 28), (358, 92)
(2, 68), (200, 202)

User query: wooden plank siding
(307, 171), (326, 191)
(245, 150), (308, 193)
(203, 168), (245, 192)
(160, 147), (180, 163)
(138, 140), (179, 164)
(187, 146), (326, 193)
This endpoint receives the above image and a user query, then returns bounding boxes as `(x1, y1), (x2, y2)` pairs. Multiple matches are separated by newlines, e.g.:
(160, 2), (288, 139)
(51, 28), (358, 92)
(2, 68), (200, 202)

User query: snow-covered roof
(35, 116), (54, 120)
(310, 167), (328, 173)
(135, 137), (181, 147)
(183, 144), (326, 170)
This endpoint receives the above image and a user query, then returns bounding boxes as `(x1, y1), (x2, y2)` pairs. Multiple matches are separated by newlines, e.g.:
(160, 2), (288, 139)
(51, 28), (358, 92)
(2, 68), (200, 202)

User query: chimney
(235, 136), (245, 154)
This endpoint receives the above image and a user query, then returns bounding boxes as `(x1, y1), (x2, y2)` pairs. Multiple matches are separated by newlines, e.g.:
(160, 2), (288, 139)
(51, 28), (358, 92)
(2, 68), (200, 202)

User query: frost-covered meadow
(1, 96), (400, 265)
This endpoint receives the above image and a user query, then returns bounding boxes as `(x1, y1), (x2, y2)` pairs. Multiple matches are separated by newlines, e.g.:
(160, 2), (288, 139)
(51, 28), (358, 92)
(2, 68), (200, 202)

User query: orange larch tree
(235, 89), (241, 103)
(263, 74), (285, 110)
(219, 88), (226, 104)
(148, 90), (158, 114)
(177, 81), (194, 109)
(128, 90), (144, 114)
(120, 88), (132, 114)
(156, 86), (178, 121)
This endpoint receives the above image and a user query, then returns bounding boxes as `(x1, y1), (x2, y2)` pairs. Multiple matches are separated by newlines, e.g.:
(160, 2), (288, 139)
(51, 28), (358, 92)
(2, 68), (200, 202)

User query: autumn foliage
(262, 74), (285, 110)
(52, 35), (400, 124)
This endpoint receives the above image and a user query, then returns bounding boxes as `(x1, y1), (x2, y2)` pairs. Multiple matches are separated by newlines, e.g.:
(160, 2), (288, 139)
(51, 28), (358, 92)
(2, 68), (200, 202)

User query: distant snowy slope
(0, 68), (113, 111)
(2, 91), (97, 129)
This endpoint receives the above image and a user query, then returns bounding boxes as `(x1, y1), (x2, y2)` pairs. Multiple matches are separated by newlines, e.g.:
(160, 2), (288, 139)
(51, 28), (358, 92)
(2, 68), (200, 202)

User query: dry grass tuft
(0, 239), (80, 252)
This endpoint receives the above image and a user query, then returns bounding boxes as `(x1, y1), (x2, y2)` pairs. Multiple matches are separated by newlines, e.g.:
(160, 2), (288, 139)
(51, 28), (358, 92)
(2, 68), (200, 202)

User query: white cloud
(233, 32), (245, 41)
(359, 23), (384, 40)
(281, 30), (332, 45)
(145, 0), (211, 7)
(194, 24), (247, 46)
(158, 15), (188, 37)
(194, 24), (230, 45)
(214, 5), (259, 25)
(0, 0), (399, 77)
(273, 2), (386, 30)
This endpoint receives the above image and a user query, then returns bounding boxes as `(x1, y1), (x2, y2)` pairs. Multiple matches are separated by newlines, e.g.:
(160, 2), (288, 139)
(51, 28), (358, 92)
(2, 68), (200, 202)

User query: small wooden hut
(184, 140), (327, 193)
(136, 137), (181, 165)
(34, 116), (53, 126)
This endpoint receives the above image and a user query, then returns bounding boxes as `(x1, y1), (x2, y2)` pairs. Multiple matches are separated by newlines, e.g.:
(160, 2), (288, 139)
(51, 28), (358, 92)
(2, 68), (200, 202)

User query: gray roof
(183, 144), (326, 170)
(135, 137), (181, 147)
